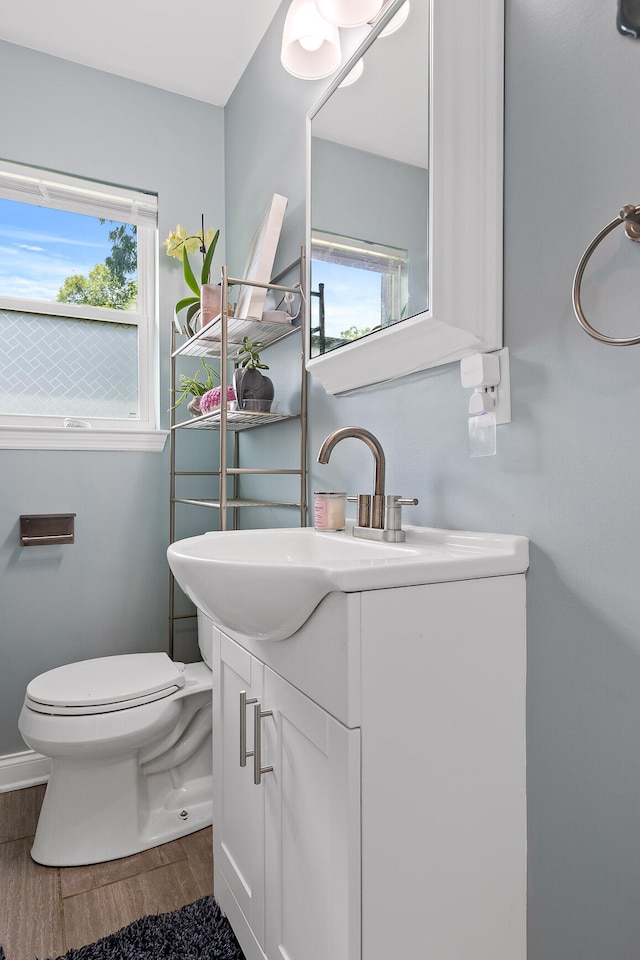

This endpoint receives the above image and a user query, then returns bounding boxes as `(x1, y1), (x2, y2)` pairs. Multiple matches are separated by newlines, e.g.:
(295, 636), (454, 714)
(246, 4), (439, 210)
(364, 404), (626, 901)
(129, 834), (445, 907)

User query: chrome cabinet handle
(239, 691), (257, 767)
(253, 702), (273, 785)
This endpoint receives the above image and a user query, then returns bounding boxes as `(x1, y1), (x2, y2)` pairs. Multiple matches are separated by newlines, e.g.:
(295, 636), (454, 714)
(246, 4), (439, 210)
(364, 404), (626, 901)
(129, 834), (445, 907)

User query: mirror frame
(305, 0), (504, 395)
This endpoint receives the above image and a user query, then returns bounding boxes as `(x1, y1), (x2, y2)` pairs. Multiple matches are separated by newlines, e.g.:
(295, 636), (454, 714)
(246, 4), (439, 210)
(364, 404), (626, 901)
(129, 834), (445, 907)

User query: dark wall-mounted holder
(617, 0), (640, 38)
(20, 514), (76, 546)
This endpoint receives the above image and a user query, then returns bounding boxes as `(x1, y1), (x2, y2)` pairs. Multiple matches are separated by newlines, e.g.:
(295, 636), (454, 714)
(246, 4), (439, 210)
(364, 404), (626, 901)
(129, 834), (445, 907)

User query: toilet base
(31, 754), (213, 866)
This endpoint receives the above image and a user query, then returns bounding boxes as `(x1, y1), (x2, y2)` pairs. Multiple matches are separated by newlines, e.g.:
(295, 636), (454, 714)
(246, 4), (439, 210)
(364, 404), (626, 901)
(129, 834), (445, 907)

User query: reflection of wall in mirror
(310, 0), (428, 170)
(311, 136), (428, 319)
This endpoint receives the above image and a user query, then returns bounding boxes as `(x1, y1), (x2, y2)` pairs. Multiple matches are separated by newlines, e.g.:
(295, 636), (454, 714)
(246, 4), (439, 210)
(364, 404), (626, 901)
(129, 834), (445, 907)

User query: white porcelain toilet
(18, 635), (213, 867)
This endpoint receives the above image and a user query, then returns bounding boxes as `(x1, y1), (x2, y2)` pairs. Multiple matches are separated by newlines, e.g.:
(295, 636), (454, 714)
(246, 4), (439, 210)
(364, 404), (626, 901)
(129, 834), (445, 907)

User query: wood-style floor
(0, 784), (213, 960)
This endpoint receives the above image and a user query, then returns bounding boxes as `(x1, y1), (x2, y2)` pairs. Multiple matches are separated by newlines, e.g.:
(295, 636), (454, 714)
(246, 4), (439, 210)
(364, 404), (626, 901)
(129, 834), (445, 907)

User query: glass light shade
(300, 34), (324, 51)
(378, 0), (410, 37)
(281, 0), (342, 79)
(339, 57), (364, 87)
(316, 0), (384, 27)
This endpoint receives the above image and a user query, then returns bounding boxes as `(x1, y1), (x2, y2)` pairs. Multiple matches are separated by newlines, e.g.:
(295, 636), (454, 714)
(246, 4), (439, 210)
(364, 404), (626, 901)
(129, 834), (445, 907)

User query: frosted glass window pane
(0, 310), (139, 419)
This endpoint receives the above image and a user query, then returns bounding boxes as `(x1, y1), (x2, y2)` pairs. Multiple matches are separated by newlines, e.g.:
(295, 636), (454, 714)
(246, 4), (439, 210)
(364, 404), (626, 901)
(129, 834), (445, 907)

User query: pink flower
(200, 385), (236, 414)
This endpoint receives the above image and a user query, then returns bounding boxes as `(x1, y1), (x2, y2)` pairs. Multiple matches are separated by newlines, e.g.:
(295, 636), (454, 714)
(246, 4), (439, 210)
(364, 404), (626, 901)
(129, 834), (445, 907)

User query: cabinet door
(262, 666), (361, 960)
(213, 631), (266, 950)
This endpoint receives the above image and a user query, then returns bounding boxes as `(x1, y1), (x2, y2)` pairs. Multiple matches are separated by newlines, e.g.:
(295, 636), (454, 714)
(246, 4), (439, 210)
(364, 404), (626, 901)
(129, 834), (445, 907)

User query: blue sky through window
(312, 259), (381, 340)
(0, 198), (128, 302)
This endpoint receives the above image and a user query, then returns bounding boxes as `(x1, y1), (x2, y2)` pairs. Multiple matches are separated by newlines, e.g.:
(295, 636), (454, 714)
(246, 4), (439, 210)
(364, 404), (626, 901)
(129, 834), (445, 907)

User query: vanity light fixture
(377, 0), (410, 36)
(281, 0), (342, 79)
(280, 0), (409, 80)
(316, 0), (384, 28)
(338, 57), (364, 87)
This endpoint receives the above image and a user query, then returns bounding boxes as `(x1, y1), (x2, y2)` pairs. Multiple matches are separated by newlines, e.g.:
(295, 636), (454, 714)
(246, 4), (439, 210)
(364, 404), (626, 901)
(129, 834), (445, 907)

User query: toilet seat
(25, 652), (186, 716)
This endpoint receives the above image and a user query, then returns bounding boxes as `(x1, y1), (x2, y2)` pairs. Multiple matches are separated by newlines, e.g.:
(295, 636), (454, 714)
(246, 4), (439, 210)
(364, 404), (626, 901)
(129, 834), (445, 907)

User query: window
(310, 231), (409, 357)
(0, 159), (163, 450)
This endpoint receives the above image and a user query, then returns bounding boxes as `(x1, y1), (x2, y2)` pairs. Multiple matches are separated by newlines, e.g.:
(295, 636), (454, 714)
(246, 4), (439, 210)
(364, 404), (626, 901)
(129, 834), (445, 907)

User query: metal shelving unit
(168, 253), (307, 654)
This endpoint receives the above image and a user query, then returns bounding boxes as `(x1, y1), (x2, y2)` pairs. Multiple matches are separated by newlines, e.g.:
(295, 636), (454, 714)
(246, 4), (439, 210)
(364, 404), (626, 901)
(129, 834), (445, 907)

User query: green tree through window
(56, 222), (137, 310)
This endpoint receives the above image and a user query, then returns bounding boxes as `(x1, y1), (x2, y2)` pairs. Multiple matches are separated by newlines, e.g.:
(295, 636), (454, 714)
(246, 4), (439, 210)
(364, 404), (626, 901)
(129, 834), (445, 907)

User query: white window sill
(0, 426), (169, 452)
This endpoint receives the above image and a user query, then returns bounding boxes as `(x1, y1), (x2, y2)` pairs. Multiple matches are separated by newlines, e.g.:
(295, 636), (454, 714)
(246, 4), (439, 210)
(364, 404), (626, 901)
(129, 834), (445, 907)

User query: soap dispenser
(460, 349), (511, 458)
(467, 387), (497, 457)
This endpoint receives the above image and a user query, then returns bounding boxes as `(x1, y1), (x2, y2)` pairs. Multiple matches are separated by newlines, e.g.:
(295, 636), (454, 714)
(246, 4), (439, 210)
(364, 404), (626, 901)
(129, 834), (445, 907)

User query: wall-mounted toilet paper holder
(20, 514), (76, 546)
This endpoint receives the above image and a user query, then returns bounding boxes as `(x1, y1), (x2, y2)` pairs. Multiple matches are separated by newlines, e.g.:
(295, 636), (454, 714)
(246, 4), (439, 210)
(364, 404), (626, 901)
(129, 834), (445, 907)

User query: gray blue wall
(0, 41), (225, 754)
(224, 2), (640, 958)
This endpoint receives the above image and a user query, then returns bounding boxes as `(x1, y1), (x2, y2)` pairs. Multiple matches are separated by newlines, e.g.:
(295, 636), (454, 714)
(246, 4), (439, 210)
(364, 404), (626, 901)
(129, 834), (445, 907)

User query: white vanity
(169, 525), (528, 960)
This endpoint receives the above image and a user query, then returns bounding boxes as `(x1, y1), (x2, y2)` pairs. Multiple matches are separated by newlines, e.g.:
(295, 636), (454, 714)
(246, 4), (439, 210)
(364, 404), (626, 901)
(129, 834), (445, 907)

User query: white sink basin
(167, 524), (529, 642)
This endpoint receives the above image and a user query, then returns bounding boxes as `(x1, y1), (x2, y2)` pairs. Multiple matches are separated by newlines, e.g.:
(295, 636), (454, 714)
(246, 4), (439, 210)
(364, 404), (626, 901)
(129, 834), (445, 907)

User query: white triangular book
(235, 193), (288, 322)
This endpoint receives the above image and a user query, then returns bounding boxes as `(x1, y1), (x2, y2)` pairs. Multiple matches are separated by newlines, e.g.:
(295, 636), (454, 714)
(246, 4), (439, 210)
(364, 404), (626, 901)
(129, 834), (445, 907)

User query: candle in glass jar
(314, 491), (346, 531)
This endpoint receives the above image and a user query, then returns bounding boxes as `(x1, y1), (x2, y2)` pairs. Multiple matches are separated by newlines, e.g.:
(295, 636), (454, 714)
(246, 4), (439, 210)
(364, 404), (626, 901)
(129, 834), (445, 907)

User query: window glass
(0, 310), (138, 419)
(310, 231), (408, 356)
(0, 160), (157, 439)
(0, 199), (138, 309)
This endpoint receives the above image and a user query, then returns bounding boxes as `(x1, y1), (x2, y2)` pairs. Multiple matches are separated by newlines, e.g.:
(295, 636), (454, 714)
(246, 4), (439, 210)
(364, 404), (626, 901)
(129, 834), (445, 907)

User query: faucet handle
(359, 494), (372, 528)
(346, 494), (373, 526)
(385, 495), (419, 534)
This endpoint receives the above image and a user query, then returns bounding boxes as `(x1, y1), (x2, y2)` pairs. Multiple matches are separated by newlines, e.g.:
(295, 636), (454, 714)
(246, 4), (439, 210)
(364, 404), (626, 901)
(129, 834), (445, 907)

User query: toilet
(18, 634), (213, 867)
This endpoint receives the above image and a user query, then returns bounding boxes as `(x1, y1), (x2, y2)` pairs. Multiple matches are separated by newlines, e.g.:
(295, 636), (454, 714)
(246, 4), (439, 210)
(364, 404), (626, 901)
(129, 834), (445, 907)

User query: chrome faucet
(317, 426), (418, 542)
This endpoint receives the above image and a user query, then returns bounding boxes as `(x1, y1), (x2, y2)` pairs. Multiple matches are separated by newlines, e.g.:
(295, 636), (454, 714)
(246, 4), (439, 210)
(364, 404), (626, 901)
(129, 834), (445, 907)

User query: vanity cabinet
(211, 627), (361, 960)
(204, 569), (527, 960)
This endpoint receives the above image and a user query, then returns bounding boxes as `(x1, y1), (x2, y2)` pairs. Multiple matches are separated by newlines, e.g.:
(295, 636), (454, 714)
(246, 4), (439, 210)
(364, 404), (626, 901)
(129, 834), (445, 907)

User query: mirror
(309, 0), (428, 359)
(306, 0), (504, 395)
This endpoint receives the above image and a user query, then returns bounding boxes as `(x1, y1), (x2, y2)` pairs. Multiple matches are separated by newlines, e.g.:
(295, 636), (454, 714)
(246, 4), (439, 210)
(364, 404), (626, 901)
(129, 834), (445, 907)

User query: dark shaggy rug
(0, 895), (244, 960)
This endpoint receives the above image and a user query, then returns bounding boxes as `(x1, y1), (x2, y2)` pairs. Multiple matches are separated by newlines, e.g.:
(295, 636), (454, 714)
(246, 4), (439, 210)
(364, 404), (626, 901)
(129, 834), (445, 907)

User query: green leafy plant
(339, 324), (373, 341)
(235, 336), (270, 371)
(164, 218), (220, 336)
(170, 358), (219, 410)
(57, 221), (138, 310)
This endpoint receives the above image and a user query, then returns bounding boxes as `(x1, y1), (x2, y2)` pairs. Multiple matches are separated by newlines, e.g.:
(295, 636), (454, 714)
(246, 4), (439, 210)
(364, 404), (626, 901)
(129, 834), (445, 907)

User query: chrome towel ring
(572, 204), (640, 345)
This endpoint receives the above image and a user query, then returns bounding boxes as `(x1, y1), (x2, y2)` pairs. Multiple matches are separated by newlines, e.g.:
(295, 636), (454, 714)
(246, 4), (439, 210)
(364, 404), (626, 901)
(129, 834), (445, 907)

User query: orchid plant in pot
(165, 218), (220, 337)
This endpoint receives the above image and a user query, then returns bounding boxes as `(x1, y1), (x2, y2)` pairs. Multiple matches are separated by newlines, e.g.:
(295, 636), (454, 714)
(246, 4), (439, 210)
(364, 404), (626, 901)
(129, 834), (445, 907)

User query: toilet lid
(26, 653), (185, 710)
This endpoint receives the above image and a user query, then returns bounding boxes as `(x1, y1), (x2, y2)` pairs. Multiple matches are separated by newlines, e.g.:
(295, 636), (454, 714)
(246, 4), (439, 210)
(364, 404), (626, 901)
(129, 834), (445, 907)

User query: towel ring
(572, 204), (640, 345)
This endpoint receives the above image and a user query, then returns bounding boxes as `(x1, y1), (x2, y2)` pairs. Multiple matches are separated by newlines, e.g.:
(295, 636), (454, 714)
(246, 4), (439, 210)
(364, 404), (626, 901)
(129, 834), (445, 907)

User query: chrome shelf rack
(168, 252), (307, 655)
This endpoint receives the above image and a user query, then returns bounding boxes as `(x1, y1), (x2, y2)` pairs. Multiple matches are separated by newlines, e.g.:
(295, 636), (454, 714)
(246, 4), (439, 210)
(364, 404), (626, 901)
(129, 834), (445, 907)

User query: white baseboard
(0, 750), (50, 793)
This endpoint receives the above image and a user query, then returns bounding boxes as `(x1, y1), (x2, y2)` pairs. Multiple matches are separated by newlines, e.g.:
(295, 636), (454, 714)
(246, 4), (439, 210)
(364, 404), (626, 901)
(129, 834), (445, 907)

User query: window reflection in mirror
(309, 0), (428, 358)
(310, 231), (408, 354)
